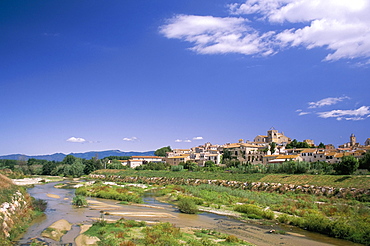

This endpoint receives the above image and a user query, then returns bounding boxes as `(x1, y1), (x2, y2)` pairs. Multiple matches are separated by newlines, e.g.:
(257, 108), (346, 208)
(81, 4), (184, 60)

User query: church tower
(350, 134), (356, 147)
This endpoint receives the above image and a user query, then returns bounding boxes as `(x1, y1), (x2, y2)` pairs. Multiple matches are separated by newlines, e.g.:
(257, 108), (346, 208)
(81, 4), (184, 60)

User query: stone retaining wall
(89, 174), (370, 201)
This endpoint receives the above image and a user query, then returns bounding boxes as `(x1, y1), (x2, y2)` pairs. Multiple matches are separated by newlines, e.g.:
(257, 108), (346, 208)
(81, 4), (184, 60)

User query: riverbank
(87, 173), (370, 245)
(17, 179), (362, 246)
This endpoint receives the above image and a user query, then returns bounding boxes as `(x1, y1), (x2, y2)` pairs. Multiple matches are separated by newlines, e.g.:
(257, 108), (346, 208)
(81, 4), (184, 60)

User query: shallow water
(16, 181), (363, 246)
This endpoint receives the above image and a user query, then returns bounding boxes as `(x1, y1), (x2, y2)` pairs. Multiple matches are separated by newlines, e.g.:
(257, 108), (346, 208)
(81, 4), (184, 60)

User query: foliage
(359, 151), (370, 171)
(171, 165), (184, 171)
(85, 218), (248, 246)
(72, 195), (88, 207)
(106, 160), (126, 170)
(0, 159), (16, 170)
(84, 158), (103, 174)
(31, 198), (48, 212)
(334, 155), (359, 175)
(182, 161), (198, 171)
(140, 162), (170, 171)
(93, 169), (370, 189)
(269, 142), (276, 154)
(221, 149), (232, 163)
(286, 139), (312, 149)
(154, 146), (172, 157)
(318, 142), (326, 148)
(177, 197), (198, 214)
(75, 183), (143, 203)
(105, 156), (131, 160)
(267, 161), (310, 174)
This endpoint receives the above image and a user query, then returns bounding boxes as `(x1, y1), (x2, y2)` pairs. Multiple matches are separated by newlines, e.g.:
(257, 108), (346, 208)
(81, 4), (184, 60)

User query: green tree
(42, 161), (57, 175)
(183, 161), (198, 171)
(154, 146), (172, 157)
(270, 142), (276, 154)
(318, 142), (325, 148)
(204, 160), (215, 168)
(84, 158), (103, 174)
(62, 155), (77, 165)
(63, 159), (85, 177)
(359, 151), (370, 171)
(334, 155), (359, 175)
(222, 149), (232, 163)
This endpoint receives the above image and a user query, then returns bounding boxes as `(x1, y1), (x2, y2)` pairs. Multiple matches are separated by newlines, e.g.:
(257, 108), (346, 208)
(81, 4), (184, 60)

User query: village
(110, 128), (370, 169)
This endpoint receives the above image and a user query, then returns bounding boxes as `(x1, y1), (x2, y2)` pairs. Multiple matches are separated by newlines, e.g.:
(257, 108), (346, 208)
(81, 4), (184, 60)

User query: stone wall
(89, 174), (370, 201)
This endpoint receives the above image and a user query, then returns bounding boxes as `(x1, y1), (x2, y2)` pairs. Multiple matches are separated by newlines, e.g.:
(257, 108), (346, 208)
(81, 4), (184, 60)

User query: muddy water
(16, 181), (363, 246)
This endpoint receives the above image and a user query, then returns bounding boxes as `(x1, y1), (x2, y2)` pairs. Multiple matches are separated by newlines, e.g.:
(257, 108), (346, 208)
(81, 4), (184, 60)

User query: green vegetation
(0, 174), (41, 245)
(285, 139), (312, 149)
(75, 183), (144, 203)
(93, 169), (370, 189)
(333, 155), (359, 175)
(154, 146), (172, 157)
(177, 197), (199, 214)
(72, 195), (88, 207)
(153, 184), (370, 245)
(84, 218), (250, 246)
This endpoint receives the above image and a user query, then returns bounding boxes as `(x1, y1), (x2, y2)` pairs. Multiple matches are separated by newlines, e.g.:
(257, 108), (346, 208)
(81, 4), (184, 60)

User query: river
(16, 181), (362, 246)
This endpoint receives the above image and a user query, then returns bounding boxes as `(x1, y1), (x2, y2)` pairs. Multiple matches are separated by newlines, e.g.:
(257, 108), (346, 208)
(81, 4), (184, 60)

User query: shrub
(334, 156), (359, 175)
(177, 197), (198, 214)
(225, 235), (239, 243)
(171, 165), (184, 172)
(234, 204), (268, 219)
(178, 195), (204, 205)
(32, 198), (48, 212)
(72, 195), (88, 207)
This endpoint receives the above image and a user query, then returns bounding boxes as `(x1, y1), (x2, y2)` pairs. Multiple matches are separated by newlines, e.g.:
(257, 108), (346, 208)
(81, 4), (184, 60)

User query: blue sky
(1, 0), (370, 155)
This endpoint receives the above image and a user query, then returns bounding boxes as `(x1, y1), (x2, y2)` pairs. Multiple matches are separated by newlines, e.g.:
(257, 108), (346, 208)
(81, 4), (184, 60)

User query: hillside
(0, 150), (155, 162)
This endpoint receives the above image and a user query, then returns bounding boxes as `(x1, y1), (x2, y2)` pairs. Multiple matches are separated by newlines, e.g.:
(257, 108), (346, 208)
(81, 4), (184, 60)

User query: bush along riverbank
(84, 218), (253, 246)
(88, 172), (370, 245)
(0, 174), (45, 245)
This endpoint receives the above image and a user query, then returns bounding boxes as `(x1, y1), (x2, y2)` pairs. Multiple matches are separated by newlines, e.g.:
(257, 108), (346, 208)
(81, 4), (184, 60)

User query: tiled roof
(276, 154), (299, 159)
(131, 156), (163, 159)
(301, 149), (317, 153)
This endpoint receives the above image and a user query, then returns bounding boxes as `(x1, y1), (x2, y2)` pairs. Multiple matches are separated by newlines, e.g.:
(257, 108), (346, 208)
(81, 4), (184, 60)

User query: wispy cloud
(175, 139), (192, 143)
(298, 111), (310, 116)
(160, 0), (370, 61)
(308, 96), (350, 108)
(193, 136), (204, 140)
(123, 137), (138, 141)
(66, 137), (86, 143)
(317, 106), (370, 121)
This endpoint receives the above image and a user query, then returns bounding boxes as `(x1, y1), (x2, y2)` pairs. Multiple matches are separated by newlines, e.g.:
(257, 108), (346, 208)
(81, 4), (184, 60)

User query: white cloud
(317, 106), (370, 120)
(298, 111), (310, 116)
(66, 137), (86, 143)
(308, 96), (350, 108)
(123, 137), (138, 141)
(175, 139), (183, 142)
(184, 140), (192, 143)
(161, 0), (370, 61)
(193, 136), (204, 140)
(160, 15), (275, 56)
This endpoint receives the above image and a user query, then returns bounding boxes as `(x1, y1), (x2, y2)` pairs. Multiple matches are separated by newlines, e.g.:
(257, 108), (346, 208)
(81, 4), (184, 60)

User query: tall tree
(154, 146), (172, 157)
(334, 155), (359, 175)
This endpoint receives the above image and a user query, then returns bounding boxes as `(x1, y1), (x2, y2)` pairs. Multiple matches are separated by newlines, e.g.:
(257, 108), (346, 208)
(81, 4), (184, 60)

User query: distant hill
(0, 150), (155, 162)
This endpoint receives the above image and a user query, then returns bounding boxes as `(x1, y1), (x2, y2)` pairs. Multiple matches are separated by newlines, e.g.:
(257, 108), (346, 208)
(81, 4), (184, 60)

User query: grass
(87, 170), (370, 245)
(92, 169), (370, 189)
(84, 218), (252, 246)
(152, 183), (370, 245)
(75, 183), (144, 203)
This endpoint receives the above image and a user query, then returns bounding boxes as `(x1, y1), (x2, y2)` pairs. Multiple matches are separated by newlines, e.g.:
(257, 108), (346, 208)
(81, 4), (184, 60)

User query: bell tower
(350, 134), (356, 147)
